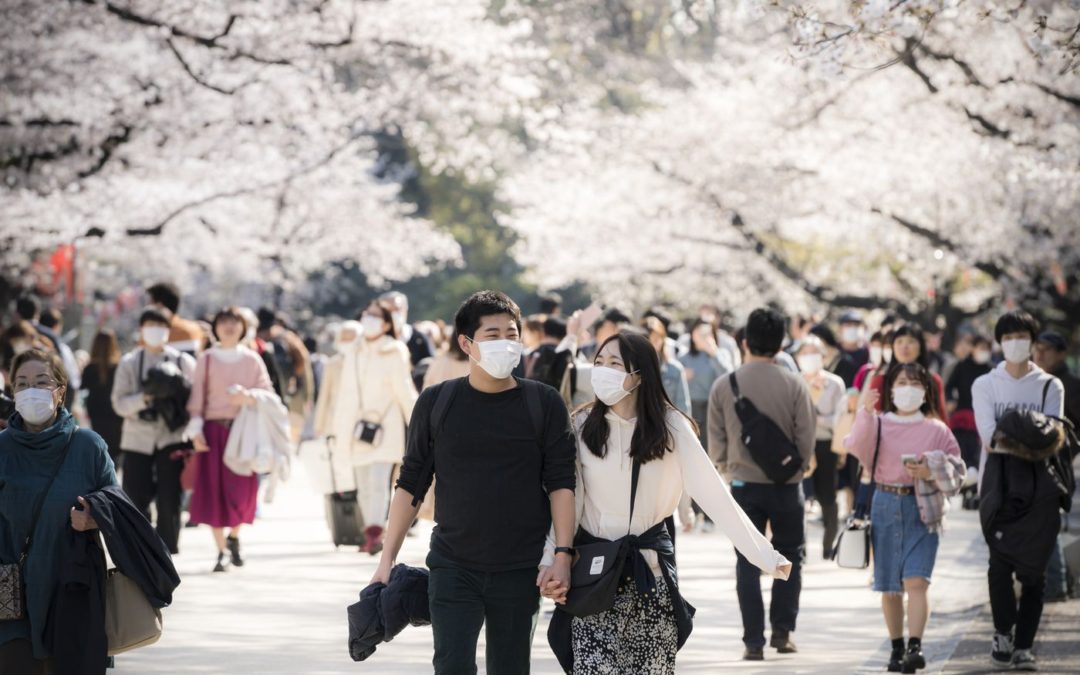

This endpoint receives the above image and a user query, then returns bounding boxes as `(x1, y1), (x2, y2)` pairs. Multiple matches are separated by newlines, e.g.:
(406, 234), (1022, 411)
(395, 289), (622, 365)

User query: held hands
(537, 554), (572, 605)
(70, 497), (98, 532)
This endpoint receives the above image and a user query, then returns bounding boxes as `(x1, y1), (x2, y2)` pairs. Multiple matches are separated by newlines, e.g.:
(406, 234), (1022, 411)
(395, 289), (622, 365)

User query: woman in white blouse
(541, 330), (791, 674)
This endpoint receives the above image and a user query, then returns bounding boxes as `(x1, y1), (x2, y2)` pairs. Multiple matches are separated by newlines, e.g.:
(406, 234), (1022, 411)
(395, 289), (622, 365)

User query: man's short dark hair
(539, 293), (562, 315)
(994, 310), (1040, 344)
(808, 323), (839, 349)
(595, 308), (632, 331)
(39, 307), (62, 330)
(139, 307), (172, 326)
(257, 307), (278, 332)
(542, 316), (567, 340)
(454, 290), (522, 340)
(15, 296), (40, 321)
(642, 306), (673, 332)
(146, 282), (181, 314)
(745, 308), (786, 357)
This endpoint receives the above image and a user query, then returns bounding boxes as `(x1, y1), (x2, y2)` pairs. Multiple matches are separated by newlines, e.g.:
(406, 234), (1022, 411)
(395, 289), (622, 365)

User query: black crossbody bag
(0, 430), (75, 621)
(562, 457), (642, 618)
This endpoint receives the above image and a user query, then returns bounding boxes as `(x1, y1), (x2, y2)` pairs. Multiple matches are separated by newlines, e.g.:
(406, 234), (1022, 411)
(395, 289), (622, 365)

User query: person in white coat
(540, 330), (791, 674)
(314, 301), (417, 552)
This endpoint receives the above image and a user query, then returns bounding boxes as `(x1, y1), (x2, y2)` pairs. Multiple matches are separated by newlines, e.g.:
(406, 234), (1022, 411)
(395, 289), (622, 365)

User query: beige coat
(314, 335), (417, 468)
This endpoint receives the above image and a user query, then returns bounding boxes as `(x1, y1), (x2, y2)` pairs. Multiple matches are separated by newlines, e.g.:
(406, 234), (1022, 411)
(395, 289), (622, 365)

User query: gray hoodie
(972, 361), (1063, 485)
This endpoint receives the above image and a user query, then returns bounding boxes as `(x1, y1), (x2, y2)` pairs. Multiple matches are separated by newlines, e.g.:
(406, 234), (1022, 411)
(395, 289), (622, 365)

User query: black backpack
(729, 372), (804, 484)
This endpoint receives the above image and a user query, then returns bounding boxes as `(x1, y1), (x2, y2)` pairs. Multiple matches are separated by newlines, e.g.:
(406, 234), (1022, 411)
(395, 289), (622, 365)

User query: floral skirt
(570, 575), (678, 674)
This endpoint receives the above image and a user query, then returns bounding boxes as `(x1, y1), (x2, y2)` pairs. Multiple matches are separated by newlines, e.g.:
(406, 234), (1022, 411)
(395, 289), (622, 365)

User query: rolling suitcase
(323, 435), (365, 548)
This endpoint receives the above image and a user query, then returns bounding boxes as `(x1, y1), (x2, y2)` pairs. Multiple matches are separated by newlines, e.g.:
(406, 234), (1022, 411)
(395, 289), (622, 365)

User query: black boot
(213, 551), (229, 573)
(227, 536), (244, 567)
(821, 503), (839, 559)
(902, 638), (925, 673)
(888, 638), (905, 672)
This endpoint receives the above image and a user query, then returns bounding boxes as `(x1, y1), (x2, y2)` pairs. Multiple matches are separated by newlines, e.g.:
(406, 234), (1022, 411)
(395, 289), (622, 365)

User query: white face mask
(882, 348), (893, 364)
(892, 385), (925, 413)
(15, 388), (58, 426)
(360, 315), (386, 338)
(591, 366), (637, 406)
(797, 353), (823, 375)
(869, 346), (883, 367)
(973, 350), (992, 365)
(841, 326), (863, 344)
(141, 326), (170, 348)
(467, 338), (523, 380)
(11, 341), (31, 355)
(1001, 339), (1031, 365)
(244, 326), (257, 344)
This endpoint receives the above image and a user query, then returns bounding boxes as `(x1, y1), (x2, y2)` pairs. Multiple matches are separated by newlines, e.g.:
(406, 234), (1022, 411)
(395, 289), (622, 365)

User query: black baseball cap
(1035, 331), (1067, 352)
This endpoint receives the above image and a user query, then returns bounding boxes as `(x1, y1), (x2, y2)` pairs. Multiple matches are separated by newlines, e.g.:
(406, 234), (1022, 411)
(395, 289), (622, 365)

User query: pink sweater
(843, 408), (961, 486)
(187, 348), (273, 421)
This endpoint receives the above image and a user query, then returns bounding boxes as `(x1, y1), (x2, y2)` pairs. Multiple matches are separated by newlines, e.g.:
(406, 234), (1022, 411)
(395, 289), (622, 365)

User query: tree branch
(917, 44), (985, 87)
(963, 107), (1011, 138)
(166, 38), (242, 95)
(76, 124), (132, 179)
(870, 208), (1010, 280)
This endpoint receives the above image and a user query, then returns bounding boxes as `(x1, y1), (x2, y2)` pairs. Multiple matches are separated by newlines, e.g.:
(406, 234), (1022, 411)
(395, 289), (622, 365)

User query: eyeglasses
(12, 380), (59, 393)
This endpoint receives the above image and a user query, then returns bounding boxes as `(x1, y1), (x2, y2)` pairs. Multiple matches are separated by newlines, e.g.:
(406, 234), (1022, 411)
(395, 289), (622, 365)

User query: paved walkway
(113, 464), (1077, 674)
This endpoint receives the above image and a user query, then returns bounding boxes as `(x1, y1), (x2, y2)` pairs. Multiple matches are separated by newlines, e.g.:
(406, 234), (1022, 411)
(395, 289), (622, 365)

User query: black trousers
(988, 550), (1045, 650)
(426, 549), (540, 675)
(812, 440), (840, 556)
(731, 482), (805, 648)
(0, 639), (52, 674)
(122, 448), (184, 554)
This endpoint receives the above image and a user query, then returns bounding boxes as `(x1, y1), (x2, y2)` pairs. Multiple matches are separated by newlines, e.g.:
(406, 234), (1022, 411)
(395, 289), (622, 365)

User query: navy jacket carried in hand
(347, 564), (430, 662)
(84, 485), (180, 608)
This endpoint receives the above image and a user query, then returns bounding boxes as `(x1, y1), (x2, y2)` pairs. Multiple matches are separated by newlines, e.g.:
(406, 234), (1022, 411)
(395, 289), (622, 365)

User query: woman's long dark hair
(579, 330), (697, 463)
(882, 362), (943, 421)
(90, 329), (120, 382)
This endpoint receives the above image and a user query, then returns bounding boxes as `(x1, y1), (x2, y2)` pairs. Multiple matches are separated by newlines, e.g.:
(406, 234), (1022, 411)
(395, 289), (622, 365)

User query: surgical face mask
(360, 315), (386, 338)
(391, 311), (406, 329)
(869, 346), (883, 367)
(244, 326), (257, 343)
(466, 338), (523, 379)
(797, 353), (823, 375)
(841, 326), (863, 344)
(1001, 339), (1031, 365)
(141, 326), (169, 348)
(15, 388), (58, 425)
(973, 349), (992, 365)
(591, 366), (637, 406)
(892, 385), (925, 413)
(11, 341), (31, 355)
(882, 347), (893, 364)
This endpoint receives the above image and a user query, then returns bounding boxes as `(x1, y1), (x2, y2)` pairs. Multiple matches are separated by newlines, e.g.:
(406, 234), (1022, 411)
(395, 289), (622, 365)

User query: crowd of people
(1, 282), (1077, 674)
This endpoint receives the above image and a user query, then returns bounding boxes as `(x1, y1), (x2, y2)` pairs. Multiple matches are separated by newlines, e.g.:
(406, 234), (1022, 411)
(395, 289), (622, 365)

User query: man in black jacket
(371, 290), (576, 675)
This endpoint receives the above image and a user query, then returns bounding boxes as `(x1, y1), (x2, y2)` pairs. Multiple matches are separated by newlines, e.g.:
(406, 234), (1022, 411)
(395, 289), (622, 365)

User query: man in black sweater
(373, 290), (576, 675)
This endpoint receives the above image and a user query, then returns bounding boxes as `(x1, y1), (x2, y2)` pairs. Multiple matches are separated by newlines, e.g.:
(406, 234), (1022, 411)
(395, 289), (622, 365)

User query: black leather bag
(562, 458), (641, 618)
(730, 372), (803, 484)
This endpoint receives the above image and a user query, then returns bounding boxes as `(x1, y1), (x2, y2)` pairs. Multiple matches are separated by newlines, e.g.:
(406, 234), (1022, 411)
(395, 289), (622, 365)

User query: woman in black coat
(81, 330), (124, 465)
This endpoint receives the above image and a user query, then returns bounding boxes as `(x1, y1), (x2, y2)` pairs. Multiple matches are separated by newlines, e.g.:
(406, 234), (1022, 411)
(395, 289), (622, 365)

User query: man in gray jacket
(708, 307), (815, 661)
(111, 307), (196, 554)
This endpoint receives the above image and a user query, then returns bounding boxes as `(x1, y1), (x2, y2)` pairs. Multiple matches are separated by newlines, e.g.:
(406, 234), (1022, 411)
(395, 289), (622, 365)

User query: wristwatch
(554, 546), (576, 558)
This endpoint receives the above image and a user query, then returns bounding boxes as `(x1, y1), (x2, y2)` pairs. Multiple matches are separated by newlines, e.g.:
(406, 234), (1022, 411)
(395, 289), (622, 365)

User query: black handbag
(562, 457), (641, 618)
(834, 419), (881, 569)
(0, 430), (75, 621)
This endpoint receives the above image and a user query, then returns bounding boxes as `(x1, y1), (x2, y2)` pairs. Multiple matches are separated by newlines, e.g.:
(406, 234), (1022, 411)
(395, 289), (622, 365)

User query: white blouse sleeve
(673, 416), (790, 579)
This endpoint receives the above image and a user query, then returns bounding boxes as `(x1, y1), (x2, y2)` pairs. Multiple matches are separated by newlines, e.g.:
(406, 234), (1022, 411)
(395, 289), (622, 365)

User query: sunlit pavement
(113, 462), (1074, 674)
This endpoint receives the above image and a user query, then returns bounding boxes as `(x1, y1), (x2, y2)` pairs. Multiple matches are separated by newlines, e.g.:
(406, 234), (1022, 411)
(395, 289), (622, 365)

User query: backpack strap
(1041, 378), (1053, 414)
(520, 378), (545, 446)
(410, 377), (462, 506)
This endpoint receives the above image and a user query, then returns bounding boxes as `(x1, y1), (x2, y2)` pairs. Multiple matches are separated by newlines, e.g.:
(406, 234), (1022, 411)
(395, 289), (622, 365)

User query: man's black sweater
(396, 377), (576, 572)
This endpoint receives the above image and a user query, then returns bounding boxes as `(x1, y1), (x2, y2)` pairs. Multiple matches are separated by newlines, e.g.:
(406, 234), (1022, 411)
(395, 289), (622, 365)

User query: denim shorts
(871, 490), (939, 593)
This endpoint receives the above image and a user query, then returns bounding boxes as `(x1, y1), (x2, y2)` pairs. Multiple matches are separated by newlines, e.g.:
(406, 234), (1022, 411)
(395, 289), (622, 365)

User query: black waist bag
(730, 372), (803, 484)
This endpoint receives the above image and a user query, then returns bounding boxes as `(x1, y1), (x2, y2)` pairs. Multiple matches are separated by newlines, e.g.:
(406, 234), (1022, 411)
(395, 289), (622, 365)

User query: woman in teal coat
(0, 349), (117, 673)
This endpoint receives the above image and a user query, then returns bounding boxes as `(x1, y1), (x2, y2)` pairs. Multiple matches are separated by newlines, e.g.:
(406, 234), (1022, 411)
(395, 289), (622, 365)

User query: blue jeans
(730, 482), (805, 648)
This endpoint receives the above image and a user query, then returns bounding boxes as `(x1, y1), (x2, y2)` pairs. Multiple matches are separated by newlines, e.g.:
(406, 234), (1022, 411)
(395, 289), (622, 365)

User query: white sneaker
(991, 632), (1014, 669)
(1011, 649), (1037, 671)
(962, 466), (979, 488)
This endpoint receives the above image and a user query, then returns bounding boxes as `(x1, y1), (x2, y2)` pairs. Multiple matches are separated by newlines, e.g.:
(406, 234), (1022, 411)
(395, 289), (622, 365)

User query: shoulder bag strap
(202, 352), (212, 419)
(626, 456), (642, 536)
(1041, 378), (1052, 414)
(18, 429), (77, 566)
(729, 372), (740, 399)
(855, 419), (882, 515)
